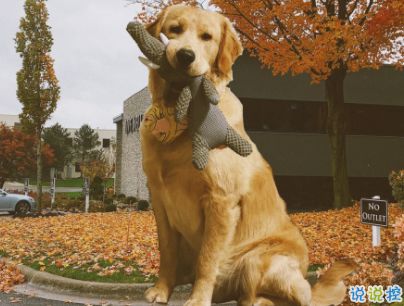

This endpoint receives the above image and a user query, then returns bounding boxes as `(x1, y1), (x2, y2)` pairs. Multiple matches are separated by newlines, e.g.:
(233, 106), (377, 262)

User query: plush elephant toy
(127, 21), (252, 170)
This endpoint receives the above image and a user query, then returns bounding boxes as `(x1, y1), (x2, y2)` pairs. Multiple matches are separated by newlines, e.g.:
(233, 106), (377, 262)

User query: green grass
(26, 258), (155, 283)
(308, 264), (324, 272)
(58, 192), (82, 199)
(0, 250), (8, 257)
(21, 178), (114, 188)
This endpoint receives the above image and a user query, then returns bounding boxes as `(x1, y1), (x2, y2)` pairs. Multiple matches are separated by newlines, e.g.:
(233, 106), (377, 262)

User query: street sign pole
(360, 195), (388, 248)
(50, 177), (56, 210)
(83, 178), (90, 213)
(372, 195), (381, 247)
(24, 178), (29, 196)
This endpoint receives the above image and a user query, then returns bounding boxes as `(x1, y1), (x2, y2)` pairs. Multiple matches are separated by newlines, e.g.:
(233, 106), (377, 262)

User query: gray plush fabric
(127, 21), (252, 170)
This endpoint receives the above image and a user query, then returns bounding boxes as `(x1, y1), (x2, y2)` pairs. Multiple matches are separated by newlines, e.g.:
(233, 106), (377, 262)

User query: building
(113, 88), (150, 199)
(114, 54), (404, 210)
(0, 114), (116, 179)
(62, 128), (116, 179)
(231, 55), (404, 210)
(0, 114), (20, 128)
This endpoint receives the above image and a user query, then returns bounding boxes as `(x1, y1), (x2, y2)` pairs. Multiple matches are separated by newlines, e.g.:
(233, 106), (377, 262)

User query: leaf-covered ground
(0, 205), (402, 303)
(291, 203), (402, 289)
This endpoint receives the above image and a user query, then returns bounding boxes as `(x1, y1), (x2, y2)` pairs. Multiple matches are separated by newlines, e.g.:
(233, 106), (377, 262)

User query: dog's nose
(176, 49), (195, 67)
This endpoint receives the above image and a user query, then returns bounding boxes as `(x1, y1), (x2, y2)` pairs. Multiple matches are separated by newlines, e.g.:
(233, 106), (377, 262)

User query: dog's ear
(146, 9), (168, 37)
(214, 18), (243, 79)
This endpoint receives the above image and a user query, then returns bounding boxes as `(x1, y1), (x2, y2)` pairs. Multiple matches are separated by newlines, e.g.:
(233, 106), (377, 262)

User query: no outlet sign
(360, 198), (388, 227)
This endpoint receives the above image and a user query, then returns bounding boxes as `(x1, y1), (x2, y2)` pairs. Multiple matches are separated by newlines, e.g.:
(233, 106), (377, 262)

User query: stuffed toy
(127, 21), (252, 170)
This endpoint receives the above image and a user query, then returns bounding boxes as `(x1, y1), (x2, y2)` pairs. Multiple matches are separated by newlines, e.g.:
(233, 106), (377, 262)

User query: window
(66, 138), (73, 146)
(241, 98), (404, 136)
(102, 138), (110, 148)
(75, 163), (81, 172)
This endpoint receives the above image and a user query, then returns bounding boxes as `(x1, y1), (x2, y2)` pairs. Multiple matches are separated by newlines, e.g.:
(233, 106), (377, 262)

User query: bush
(104, 202), (116, 212)
(124, 196), (137, 204)
(104, 198), (113, 205)
(90, 176), (104, 200)
(389, 170), (404, 204)
(137, 200), (149, 211)
(116, 193), (126, 201)
(393, 214), (404, 284)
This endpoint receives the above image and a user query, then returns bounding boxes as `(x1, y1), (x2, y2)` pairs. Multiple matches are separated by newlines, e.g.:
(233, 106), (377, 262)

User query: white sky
(0, 0), (148, 130)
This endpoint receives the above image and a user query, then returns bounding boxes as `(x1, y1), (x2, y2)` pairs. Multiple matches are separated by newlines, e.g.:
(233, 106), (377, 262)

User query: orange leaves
(0, 261), (25, 293)
(0, 212), (159, 279)
(0, 206), (401, 297)
(291, 203), (402, 292)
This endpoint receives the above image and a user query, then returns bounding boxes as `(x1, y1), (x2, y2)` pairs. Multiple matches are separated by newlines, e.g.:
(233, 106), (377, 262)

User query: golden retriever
(140, 5), (354, 306)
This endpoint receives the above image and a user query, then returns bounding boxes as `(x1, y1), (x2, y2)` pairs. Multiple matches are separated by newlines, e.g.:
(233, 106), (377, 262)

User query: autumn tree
(0, 124), (54, 189)
(43, 123), (72, 174)
(131, 0), (404, 208)
(15, 0), (60, 209)
(80, 150), (113, 182)
(73, 124), (101, 165)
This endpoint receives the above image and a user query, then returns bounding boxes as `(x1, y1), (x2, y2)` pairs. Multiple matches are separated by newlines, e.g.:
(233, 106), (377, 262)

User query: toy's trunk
(126, 21), (165, 64)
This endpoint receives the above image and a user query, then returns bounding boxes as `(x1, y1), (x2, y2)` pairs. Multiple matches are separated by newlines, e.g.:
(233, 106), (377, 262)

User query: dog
(140, 5), (355, 306)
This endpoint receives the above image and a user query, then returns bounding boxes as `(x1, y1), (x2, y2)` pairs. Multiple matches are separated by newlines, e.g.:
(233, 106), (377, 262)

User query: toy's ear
(146, 9), (168, 37)
(214, 18), (243, 80)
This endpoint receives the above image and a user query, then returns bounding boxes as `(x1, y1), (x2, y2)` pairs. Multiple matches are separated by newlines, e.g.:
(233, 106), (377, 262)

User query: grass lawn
(22, 177), (114, 188)
(27, 258), (155, 283)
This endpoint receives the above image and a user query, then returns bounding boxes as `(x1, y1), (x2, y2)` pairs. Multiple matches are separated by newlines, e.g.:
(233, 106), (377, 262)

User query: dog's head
(147, 5), (243, 82)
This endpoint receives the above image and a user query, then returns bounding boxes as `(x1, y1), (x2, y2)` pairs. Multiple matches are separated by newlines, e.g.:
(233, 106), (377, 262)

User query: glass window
(241, 98), (404, 136)
(102, 138), (110, 148)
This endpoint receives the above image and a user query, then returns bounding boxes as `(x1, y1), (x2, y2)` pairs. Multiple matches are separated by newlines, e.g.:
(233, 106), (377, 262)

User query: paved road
(2, 285), (238, 306)
(0, 292), (83, 306)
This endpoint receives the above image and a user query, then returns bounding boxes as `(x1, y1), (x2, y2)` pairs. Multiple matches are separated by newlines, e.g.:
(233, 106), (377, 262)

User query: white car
(0, 189), (36, 214)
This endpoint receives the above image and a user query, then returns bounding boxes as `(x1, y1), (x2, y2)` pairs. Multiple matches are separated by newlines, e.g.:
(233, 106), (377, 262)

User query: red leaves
(0, 124), (55, 182)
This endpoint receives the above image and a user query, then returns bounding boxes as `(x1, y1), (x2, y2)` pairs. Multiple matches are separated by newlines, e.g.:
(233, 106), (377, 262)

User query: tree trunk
(36, 129), (43, 211)
(325, 68), (350, 209)
(0, 179), (5, 189)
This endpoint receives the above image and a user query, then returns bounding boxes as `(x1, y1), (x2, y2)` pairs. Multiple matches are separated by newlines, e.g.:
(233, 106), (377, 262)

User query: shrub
(389, 170), (404, 204)
(104, 198), (113, 205)
(116, 193), (126, 201)
(125, 196), (137, 204)
(104, 202), (116, 212)
(394, 215), (404, 270)
(90, 176), (104, 200)
(137, 200), (149, 211)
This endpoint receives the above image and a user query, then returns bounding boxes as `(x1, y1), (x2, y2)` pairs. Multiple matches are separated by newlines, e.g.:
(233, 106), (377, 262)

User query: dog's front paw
(145, 286), (169, 304)
(183, 298), (211, 306)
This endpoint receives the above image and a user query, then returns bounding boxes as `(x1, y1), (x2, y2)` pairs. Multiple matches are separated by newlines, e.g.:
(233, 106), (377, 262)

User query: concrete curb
(9, 259), (318, 301)
(14, 263), (191, 301)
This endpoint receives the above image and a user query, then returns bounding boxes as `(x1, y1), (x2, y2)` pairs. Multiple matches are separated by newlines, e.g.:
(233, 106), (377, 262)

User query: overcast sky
(0, 0), (147, 130)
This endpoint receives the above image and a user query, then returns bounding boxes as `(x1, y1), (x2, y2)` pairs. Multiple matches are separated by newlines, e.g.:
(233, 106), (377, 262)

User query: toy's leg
(175, 86), (192, 122)
(225, 127), (253, 157)
(192, 133), (210, 170)
(202, 77), (219, 105)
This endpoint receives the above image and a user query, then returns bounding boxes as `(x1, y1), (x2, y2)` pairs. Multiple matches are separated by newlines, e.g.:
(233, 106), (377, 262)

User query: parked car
(0, 189), (36, 214)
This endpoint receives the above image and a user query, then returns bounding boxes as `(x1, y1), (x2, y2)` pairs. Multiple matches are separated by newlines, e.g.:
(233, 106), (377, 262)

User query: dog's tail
(311, 261), (357, 306)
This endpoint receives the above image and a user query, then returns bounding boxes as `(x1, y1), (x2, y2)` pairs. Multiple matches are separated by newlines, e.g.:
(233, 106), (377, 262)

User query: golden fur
(140, 5), (354, 306)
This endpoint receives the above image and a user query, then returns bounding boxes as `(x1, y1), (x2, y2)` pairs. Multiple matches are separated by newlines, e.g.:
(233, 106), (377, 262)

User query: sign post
(360, 196), (388, 247)
(83, 178), (90, 213)
(24, 178), (29, 196)
(50, 177), (56, 210)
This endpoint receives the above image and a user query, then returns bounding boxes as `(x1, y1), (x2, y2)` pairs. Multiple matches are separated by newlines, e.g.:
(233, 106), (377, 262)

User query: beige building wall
(0, 114), (20, 127)
(114, 87), (150, 200)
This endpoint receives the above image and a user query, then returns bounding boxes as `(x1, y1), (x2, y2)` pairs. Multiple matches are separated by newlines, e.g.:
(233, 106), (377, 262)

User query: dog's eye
(201, 32), (212, 41)
(169, 25), (182, 34)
